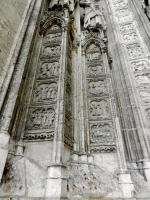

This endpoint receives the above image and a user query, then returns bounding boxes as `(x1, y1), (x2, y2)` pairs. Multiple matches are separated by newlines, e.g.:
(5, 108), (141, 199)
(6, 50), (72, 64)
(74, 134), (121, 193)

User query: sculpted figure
(49, 0), (75, 13)
(80, 0), (105, 29)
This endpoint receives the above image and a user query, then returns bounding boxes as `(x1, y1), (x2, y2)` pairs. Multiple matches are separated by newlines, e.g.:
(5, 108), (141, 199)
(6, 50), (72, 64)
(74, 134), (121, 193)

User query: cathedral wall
(0, 0), (30, 75)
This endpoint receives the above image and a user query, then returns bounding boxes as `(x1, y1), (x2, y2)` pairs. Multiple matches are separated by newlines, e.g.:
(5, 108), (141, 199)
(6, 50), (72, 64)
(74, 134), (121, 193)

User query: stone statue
(49, 0), (75, 13)
(80, 0), (104, 29)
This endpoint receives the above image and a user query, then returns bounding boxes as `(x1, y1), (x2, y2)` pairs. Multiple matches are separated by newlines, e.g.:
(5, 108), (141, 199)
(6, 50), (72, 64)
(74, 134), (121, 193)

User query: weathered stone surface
(0, 0), (150, 199)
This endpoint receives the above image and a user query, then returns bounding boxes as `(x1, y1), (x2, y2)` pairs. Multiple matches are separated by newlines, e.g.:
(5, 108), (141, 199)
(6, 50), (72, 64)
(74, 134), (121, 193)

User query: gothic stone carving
(90, 145), (117, 153)
(120, 23), (134, 33)
(27, 107), (55, 130)
(135, 73), (150, 85)
(89, 99), (111, 120)
(41, 45), (61, 59)
(88, 79), (108, 96)
(127, 43), (144, 59)
(33, 82), (58, 104)
(87, 61), (104, 77)
(38, 61), (60, 78)
(132, 60), (150, 72)
(24, 132), (54, 141)
(89, 122), (115, 144)
(123, 32), (139, 44)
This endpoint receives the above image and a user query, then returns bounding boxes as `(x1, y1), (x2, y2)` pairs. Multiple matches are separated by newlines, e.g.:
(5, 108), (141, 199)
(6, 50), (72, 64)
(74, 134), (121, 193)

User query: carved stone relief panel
(123, 33), (139, 44)
(27, 107), (55, 130)
(126, 43), (144, 59)
(41, 45), (61, 59)
(86, 44), (101, 62)
(84, 39), (116, 153)
(89, 99), (111, 120)
(113, 2), (127, 10)
(38, 61), (60, 78)
(116, 8), (129, 16)
(132, 60), (150, 72)
(87, 61), (104, 77)
(135, 73), (150, 85)
(89, 122), (115, 145)
(33, 81), (58, 104)
(120, 23), (134, 33)
(44, 32), (62, 45)
(24, 24), (63, 141)
(88, 79), (108, 97)
(118, 15), (132, 24)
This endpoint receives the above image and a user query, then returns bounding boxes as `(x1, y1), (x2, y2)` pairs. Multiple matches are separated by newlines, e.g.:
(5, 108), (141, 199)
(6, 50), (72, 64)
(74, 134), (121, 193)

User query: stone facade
(0, 0), (150, 199)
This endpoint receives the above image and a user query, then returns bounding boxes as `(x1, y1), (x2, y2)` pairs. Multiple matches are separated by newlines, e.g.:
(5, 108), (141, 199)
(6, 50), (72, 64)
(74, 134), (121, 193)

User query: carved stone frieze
(118, 14), (132, 24)
(87, 79), (108, 97)
(132, 60), (150, 72)
(41, 45), (61, 59)
(87, 60), (104, 77)
(64, 134), (73, 149)
(89, 99), (111, 120)
(24, 132), (54, 141)
(113, 2), (128, 10)
(27, 107), (55, 130)
(90, 145), (117, 153)
(38, 61), (60, 78)
(89, 121), (115, 144)
(44, 32), (62, 46)
(126, 43), (144, 59)
(116, 8), (129, 16)
(123, 32), (139, 44)
(33, 81), (58, 104)
(120, 23), (134, 33)
(135, 73), (150, 85)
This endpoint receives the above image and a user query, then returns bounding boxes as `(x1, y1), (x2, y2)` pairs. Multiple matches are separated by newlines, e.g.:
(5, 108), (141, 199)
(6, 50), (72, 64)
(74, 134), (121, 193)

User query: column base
(0, 131), (10, 182)
(118, 172), (135, 198)
(45, 164), (67, 198)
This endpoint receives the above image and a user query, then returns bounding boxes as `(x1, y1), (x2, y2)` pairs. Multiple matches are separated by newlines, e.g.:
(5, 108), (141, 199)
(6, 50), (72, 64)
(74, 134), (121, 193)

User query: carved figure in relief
(116, 9), (129, 16)
(90, 100), (110, 119)
(90, 123), (112, 143)
(86, 52), (101, 61)
(123, 33), (138, 43)
(127, 44), (143, 59)
(135, 73), (150, 85)
(118, 15), (131, 24)
(42, 46), (61, 58)
(88, 80), (106, 95)
(88, 65), (104, 76)
(80, 0), (105, 29)
(28, 108), (55, 129)
(132, 60), (150, 72)
(120, 24), (134, 33)
(45, 33), (62, 43)
(39, 62), (59, 78)
(34, 83), (57, 103)
(49, 0), (75, 13)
